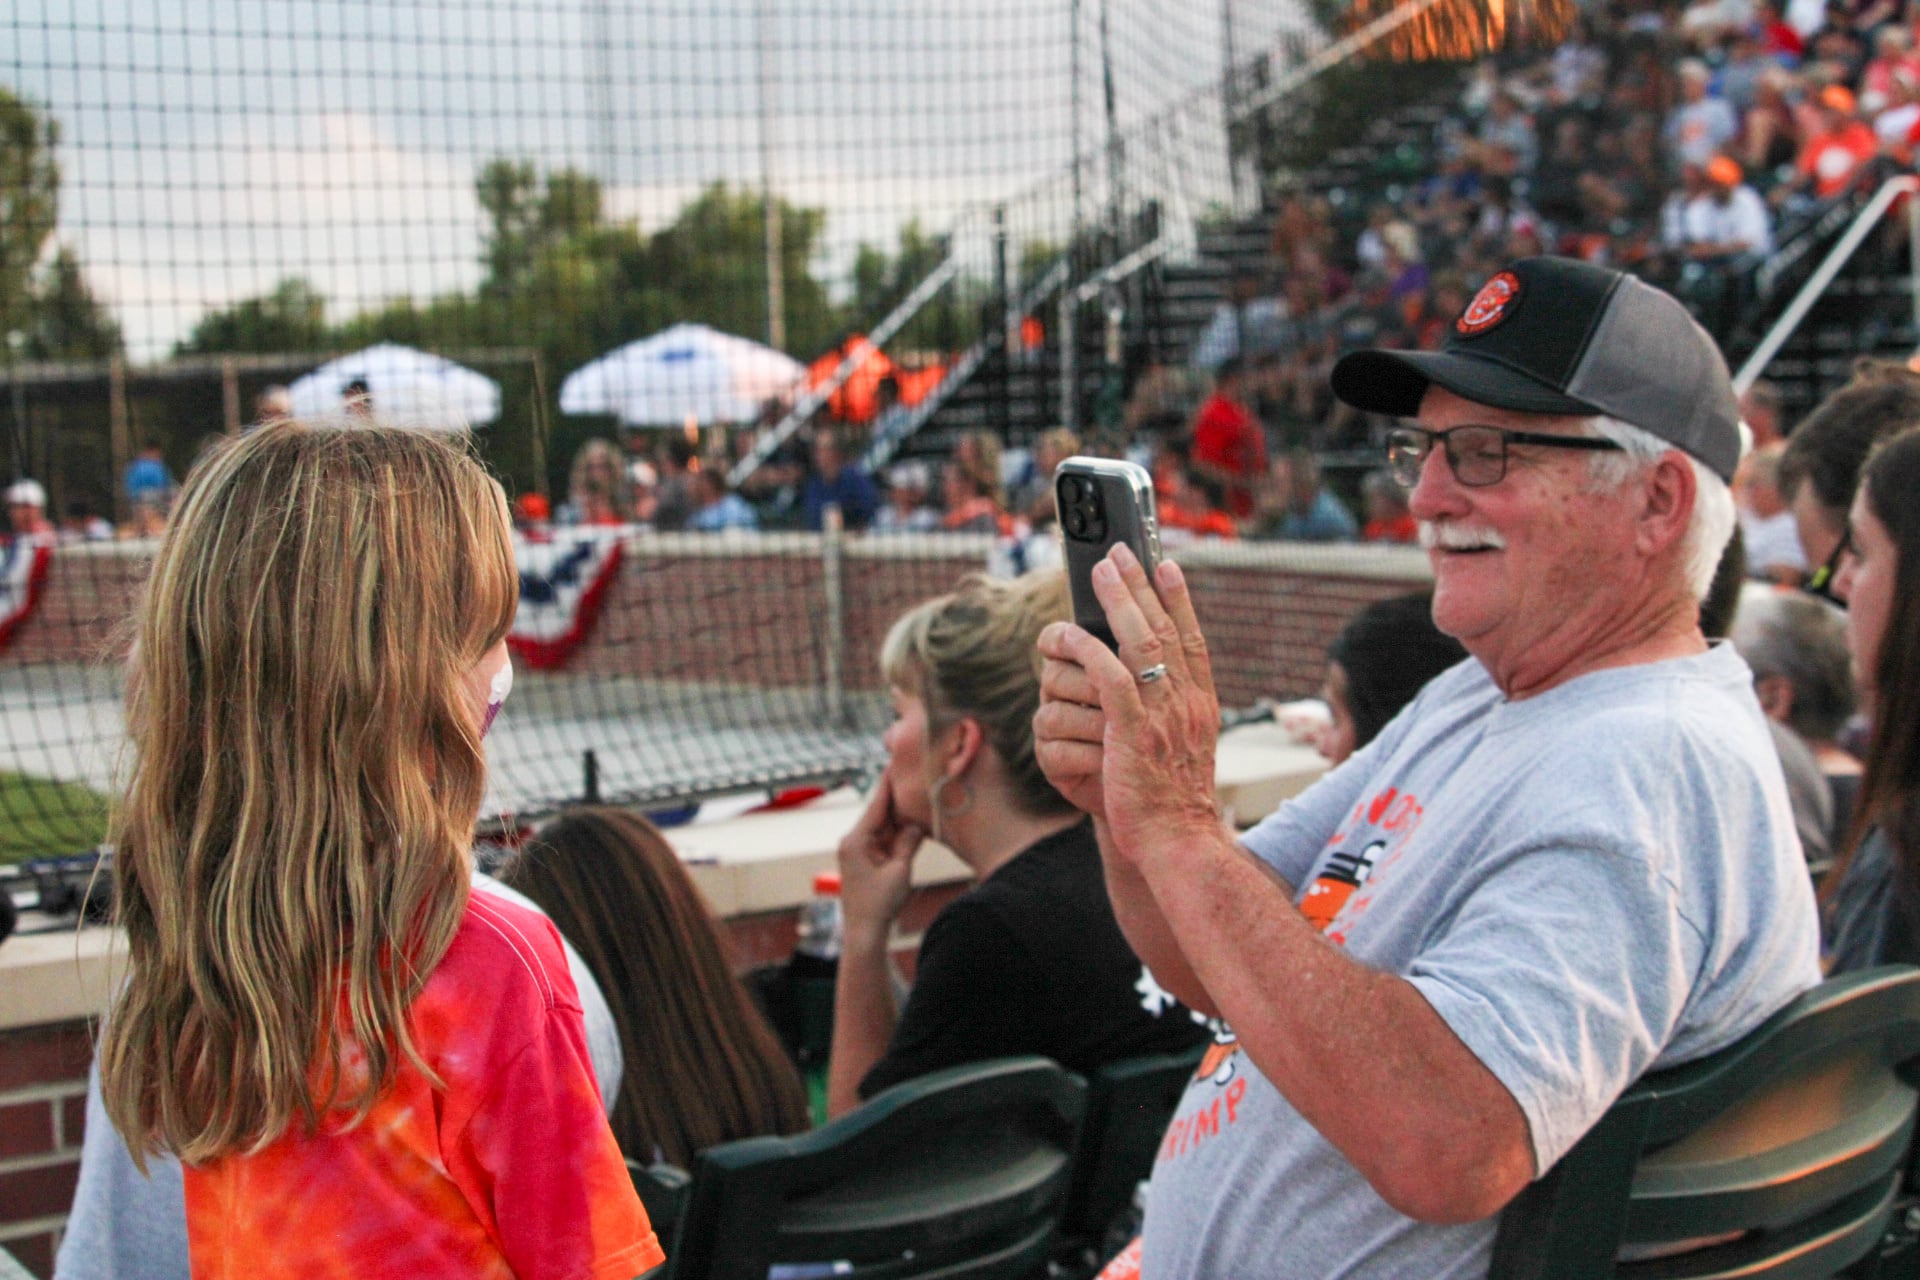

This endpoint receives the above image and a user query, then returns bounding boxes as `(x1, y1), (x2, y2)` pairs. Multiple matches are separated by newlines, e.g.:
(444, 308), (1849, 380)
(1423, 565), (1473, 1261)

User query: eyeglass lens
(1387, 427), (1508, 488)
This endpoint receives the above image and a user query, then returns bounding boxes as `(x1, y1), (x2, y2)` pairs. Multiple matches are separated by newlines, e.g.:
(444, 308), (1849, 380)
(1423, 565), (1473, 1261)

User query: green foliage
(176, 276), (328, 356)
(0, 86), (121, 360)
(1253, 58), (1464, 185)
(167, 161), (995, 494)
(0, 86), (60, 347)
(24, 246), (120, 359)
(849, 218), (978, 353)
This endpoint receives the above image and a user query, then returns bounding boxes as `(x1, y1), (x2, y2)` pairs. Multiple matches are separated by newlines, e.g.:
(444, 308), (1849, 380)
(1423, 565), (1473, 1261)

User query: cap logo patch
(1457, 271), (1522, 337)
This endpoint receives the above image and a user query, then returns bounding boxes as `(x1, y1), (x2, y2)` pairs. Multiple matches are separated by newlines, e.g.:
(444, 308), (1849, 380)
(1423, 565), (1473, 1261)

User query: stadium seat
(628, 1159), (692, 1260)
(1490, 965), (1920, 1280)
(1059, 1044), (1206, 1245)
(665, 1056), (1087, 1280)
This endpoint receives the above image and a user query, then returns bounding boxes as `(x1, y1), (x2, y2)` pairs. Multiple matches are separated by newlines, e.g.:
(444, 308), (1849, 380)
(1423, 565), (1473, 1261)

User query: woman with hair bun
(826, 570), (1206, 1118)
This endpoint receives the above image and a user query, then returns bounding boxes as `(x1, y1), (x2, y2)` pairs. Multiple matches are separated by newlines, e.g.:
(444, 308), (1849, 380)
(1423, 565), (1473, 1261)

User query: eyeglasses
(1805, 525), (1854, 608)
(1385, 424), (1624, 489)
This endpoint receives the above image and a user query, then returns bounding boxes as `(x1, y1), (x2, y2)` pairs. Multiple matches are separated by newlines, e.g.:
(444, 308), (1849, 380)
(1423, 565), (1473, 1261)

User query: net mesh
(0, 0), (1430, 863)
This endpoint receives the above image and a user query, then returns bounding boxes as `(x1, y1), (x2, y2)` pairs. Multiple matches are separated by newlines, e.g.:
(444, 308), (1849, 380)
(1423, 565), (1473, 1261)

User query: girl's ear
(943, 716), (987, 781)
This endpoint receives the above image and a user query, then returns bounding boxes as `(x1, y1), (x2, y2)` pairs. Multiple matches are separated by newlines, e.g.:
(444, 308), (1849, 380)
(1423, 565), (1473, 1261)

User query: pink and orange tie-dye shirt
(184, 892), (663, 1280)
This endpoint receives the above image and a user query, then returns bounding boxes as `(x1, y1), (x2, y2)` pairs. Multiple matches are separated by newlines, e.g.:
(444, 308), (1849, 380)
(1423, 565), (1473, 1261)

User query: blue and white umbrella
(288, 343), (500, 429)
(559, 323), (805, 427)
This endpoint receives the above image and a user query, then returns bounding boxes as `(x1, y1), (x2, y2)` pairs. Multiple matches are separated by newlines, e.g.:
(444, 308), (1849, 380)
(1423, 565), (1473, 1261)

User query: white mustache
(1418, 521), (1507, 552)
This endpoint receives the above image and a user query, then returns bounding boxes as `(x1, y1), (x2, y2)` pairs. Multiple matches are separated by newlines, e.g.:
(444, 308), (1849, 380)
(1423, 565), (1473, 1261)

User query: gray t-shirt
(1142, 645), (1822, 1280)
(54, 875), (624, 1280)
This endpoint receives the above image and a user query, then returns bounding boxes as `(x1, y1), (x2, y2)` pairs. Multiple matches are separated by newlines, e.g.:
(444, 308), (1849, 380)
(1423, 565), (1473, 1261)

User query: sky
(5, 0), (1310, 360)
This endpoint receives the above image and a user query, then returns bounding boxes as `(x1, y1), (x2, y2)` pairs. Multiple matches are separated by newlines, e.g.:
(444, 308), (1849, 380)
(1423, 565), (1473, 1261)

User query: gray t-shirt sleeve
(1242, 680), (1442, 887)
(1403, 816), (1704, 1174)
(54, 1064), (189, 1280)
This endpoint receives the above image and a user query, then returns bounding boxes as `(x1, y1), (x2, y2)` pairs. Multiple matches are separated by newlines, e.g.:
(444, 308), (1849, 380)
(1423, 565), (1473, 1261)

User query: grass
(0, 772), (112, 867)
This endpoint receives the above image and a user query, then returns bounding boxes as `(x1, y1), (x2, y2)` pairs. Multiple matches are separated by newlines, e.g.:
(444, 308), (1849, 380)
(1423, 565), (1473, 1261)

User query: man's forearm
(1097, 817), (1219, 1018)
(826, 931), (897, 1118)
(1133, 831), (1533, 1223)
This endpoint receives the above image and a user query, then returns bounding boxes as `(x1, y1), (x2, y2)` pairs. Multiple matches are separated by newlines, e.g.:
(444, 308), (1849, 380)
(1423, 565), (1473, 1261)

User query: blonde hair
(568, 437), (634, 522)
(99, 421), (518, 1167)
(879, 570), (1073, 817)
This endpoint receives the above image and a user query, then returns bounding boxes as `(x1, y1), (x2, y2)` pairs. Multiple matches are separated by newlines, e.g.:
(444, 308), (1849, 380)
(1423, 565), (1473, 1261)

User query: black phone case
(1054, 458), (1162, 651)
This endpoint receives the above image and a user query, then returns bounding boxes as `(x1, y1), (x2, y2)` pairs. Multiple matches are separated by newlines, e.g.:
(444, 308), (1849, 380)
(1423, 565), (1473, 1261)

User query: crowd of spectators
(1170, 0), (1915, 476)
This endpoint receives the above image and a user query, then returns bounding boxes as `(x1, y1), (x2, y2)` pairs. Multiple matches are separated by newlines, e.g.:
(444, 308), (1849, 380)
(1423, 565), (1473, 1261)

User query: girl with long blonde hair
(98, 422), (661, 1278)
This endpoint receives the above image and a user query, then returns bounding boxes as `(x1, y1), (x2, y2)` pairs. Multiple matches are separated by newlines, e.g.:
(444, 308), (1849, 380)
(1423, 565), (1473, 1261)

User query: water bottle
(792, 870), (843, 976)
(790, 870), (842, 1070)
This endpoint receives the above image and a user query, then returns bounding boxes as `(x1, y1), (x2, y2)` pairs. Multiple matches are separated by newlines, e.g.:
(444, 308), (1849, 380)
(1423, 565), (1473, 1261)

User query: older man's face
(1406, 386), (1647, 671)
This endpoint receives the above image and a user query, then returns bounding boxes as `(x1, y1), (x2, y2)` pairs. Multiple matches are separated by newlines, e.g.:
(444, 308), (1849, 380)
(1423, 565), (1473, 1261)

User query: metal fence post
(822, 502), (848, 728)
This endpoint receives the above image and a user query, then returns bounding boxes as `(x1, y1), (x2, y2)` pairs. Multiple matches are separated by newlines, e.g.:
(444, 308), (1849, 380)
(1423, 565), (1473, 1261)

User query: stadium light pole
(759, 0), (787, 352)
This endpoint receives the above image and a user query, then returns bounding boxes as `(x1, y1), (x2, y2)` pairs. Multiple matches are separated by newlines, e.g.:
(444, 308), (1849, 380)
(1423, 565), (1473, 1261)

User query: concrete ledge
(0, 724), (1325, 1033)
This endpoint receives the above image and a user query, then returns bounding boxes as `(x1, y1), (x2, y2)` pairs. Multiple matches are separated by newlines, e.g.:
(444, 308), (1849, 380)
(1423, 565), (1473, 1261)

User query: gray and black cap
(1330, 256), (1742, 482)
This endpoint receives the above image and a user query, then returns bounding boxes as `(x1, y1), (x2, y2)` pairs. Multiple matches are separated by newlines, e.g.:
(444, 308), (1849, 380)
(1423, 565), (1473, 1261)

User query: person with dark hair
(1820, 428), (1920, 970)
(340, 376), (373, 417)
(501, 807), (811, 1166)
(1777, 367), (1920, 595)
(803, 427), (879, 531)
(1316, 594), (1467, 765)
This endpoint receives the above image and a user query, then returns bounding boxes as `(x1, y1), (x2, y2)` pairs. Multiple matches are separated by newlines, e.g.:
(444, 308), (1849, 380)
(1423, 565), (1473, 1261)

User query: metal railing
(1733, 175), (1920, 394)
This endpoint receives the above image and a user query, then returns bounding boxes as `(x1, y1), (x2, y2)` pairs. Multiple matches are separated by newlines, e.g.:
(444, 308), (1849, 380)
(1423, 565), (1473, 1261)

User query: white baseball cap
(5, 479), (46, 509)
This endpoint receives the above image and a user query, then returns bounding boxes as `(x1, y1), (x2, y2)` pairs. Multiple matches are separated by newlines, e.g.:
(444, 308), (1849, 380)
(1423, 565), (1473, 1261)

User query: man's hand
(1034, 545), (1222, 869)
(835, 771), (925, 947)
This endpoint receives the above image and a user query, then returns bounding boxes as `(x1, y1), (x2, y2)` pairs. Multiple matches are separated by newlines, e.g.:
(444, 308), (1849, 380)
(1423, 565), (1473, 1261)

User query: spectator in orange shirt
(1158, 466), (1239, 541)
(1780, 84), (1879, 205)
(1359, 469), (1419, 544)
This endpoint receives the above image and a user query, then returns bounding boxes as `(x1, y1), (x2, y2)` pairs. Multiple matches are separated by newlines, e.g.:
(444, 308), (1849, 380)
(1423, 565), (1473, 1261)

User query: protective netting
(0, 0), (1438, 862)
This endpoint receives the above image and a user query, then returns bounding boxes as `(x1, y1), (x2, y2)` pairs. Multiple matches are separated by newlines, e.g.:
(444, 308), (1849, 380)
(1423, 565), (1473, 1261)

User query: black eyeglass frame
(1385, 424), (1625, 489)
(1804, 525), (1854, 607)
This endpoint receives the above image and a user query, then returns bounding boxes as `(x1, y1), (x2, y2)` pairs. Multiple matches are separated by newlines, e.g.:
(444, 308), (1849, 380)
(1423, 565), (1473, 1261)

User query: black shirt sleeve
(857, 896), (1046, 1099)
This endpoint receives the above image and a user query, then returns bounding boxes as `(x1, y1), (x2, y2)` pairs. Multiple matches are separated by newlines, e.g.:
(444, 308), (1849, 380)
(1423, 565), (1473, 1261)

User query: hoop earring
(928, 774), (974, 846)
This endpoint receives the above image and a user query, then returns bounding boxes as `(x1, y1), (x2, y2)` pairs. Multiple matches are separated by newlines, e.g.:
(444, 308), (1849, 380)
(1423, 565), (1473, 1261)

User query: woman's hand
(835, 771), (926, 949)
(1034, 546), (1222, 871)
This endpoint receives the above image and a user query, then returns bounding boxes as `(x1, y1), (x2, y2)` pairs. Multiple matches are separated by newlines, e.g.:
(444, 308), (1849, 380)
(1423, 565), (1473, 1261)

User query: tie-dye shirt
(183, 892), (663, 1280)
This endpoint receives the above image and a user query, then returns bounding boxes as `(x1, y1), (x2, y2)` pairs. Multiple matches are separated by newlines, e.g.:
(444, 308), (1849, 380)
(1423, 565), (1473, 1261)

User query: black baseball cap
(1330, 256), (1742, 481)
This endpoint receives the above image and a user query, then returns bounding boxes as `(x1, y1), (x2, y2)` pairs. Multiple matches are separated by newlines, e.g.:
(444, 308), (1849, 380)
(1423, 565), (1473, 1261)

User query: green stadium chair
(1060, 1044), (1206, 1244)
(629, 1158), (692, 1261)
(665, 1056), (1087, 1280)
(1490, 965), (1920, 1280)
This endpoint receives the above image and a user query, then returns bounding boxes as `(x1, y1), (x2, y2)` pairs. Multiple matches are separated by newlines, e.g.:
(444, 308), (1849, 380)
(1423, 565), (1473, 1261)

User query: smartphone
(1054, 456), (1162, 651)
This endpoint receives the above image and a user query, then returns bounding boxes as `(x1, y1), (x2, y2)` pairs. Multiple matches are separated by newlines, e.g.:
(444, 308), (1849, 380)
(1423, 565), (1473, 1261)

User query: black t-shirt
(859, 819), (1209, 1099)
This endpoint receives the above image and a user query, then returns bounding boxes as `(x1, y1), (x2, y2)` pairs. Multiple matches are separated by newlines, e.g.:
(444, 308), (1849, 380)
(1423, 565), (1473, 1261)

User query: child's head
(102, 420), (518, 1165)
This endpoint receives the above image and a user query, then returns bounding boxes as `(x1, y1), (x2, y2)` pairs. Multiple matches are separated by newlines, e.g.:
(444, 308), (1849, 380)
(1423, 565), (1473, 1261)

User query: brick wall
(0, 884), (966, 1277)
(0, 1022), (92, 1276)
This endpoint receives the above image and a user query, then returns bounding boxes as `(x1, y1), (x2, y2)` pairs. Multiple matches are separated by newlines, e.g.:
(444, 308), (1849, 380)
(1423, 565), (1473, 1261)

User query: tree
(0, 87), (61, 348)
(24, 246), (120, 359)
(176, 277), (328, 355)
(846, 218), (985, 354)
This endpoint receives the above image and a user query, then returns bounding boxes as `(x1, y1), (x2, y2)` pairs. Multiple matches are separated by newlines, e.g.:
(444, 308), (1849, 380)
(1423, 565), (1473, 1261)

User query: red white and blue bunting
(0, 535), (52, 655)
(507, 529), (624, 670)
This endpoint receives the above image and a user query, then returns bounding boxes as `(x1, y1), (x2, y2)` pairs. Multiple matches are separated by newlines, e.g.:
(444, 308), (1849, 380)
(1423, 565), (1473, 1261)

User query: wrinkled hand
(835, 770), (926, 945)
(1033, 545), (1223, 868)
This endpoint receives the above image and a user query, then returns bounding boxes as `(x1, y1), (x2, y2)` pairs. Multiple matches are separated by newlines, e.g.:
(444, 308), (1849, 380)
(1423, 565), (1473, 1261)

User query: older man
(1034, 257), (1820, 1278)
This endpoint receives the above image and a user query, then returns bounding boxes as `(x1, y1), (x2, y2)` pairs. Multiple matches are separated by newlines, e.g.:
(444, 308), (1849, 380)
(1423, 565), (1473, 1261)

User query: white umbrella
(288, 343), (501, 429)
(559, 323), (805, 427)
